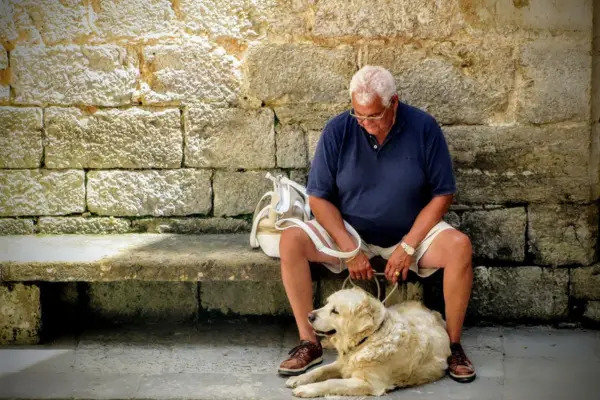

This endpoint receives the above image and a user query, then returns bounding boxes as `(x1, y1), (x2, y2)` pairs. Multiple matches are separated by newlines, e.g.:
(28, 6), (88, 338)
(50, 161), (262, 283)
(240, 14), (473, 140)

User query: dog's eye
(331, 308), (339, 314)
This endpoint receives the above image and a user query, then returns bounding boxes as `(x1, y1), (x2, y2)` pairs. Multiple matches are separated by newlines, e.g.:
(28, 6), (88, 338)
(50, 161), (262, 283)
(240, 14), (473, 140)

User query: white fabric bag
(249, 173), (362, 259)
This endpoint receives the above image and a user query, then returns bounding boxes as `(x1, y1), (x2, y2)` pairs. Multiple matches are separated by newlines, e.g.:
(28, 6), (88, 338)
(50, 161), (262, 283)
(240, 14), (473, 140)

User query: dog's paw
(292, 385), (320, 398)
(285, 376), (301, 388)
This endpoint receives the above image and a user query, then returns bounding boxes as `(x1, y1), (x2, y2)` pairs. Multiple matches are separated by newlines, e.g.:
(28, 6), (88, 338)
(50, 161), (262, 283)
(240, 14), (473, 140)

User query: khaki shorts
(307, 220), (455, 278)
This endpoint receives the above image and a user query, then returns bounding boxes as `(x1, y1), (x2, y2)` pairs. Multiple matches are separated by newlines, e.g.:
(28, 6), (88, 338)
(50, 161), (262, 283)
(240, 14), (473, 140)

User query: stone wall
(0, 1), (598, 317)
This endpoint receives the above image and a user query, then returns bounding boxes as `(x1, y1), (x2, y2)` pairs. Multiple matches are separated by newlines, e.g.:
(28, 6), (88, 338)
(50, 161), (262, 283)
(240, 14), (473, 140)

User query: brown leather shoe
(447, 343), (476, 383)
(278, 340), (323, 376)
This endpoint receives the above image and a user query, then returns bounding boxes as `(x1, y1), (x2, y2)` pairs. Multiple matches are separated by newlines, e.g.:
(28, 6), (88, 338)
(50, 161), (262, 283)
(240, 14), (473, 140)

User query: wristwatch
(400, 240), (416, 256)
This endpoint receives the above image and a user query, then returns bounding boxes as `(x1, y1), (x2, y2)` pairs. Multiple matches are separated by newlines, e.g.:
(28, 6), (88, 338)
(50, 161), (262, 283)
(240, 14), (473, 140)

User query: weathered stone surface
(0, 283), (40, 345)
(468, 266), (569, 321)
(0, 234), (281, 282)
(307, 130), (322, 162)
(87, 170), (211, 217)
(518, 38), (591, 124)
(37, 217), (132, 234)
(0, 218), (33, 235)
(314, 0), (462, 38)
(213, 170), (282, 217)
(528, 204), (598, 266)
(246, 44), (355, 104)
(446, 125), (591, 203)
(570, 265), (600, 300)
(88, 282), (198, 323)
(364, 41), (514, 124)
(6, 0), (91, 45)
(90, 0), (177, 41)
(11, 45), (138, 106)
(138, 40), (241, 105)
(132, 218), (250, 234)
(0, 47), (7, 102)
(583, 301), (600, 323)
(201, 281), (293, 316)
(443, 211), (461, 228)
(0, 0), (18, 44)
(461, 208), (526, 262)
(0, 107), (43, 168)
(383, 281), (424, 307)
(274, 104), (348, 131)
(44, 107), (182, 169)
(462, 0), (593, 33)
(185, 106), (275, 168)
(177, 0), (276, 40)
(276, 126), (307, 168)
(289, 170), (308, 187)
(0, 170), (85, 216)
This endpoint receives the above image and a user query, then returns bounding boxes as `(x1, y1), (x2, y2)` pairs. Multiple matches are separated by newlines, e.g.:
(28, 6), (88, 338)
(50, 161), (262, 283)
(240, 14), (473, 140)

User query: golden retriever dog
(286, 288), (450, 397)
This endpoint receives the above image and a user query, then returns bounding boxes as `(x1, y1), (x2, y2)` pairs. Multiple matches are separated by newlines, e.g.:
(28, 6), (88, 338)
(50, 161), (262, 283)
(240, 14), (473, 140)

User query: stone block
(462, 0), (593, 33)
(0, 1), (18, 44)
(381, 281), (424, 307)
(37, 217), (132, 234)
(289, 170), (308, 186)
(0, 283), (41, 345)
(443, 211), (461, 228)
(44, 107), (182, 169)
(307, 130), (322, 162)
(583, 301), (600, 323)
(88, 282), (198, 323)
(87, 170), (212, 217)
(0, 47), (6, 69)
(528, 204), (598, 266)
(246, 44), (355, 104)
(90, 0), (177, 41)
(184, 106), (275, 168)
(11, 45), (138, 106)
(0, 170), (85, 216)
(314, 0), (462, 38)
(571, 265), (600, 300)
(201, 281), (300, 316)
(132, 217), (250, 234)
(0, 107), (43, 168)
(274, 104), (349, 131)
(446, 124), (591, 203)
(363, 41), (514, 124)
(6, 0), (91, 45)
(276, 125), (307, 168)
(518, 37), (591, 124)
(468, 266), (569, 321)
(461, 208), (526, 262)
(213, 170), (282, 217)
(177, 0), (275, 40)
(0, 218), (34, 234)
(138, 40), (241, 105)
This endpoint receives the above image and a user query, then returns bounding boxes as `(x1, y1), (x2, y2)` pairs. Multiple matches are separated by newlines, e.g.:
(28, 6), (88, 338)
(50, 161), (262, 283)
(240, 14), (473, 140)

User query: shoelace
(288, 341), (317, 356)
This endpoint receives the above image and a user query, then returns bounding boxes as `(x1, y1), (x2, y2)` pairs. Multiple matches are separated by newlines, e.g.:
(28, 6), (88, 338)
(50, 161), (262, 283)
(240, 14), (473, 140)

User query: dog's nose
(308, 312), (316, 322)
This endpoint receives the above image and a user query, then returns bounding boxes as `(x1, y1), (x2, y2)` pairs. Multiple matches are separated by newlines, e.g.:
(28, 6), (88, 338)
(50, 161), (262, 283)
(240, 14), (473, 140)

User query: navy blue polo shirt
(306, 102), (456, 248)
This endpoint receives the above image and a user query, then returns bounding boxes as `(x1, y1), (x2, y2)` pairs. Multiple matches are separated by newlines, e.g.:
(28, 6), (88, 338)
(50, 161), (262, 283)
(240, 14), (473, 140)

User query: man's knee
(445, 230), (472, 264)
(280, 228), (311, 258)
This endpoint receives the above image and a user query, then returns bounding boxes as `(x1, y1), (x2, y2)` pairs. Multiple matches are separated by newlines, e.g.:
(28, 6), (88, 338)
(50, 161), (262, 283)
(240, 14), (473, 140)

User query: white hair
(349, 66), (397, 107)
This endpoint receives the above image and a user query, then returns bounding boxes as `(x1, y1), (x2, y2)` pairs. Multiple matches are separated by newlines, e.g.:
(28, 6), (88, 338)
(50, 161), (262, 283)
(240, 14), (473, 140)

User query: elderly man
(276, 65), (476, 383)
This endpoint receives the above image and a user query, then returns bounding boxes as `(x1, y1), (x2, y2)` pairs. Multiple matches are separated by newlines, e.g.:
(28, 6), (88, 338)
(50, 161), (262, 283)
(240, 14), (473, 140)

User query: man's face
(351, 93), (398, 137)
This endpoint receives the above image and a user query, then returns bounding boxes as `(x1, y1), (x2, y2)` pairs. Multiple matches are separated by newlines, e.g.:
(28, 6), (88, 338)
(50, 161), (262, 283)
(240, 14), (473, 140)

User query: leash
(341, 272), (399, 306)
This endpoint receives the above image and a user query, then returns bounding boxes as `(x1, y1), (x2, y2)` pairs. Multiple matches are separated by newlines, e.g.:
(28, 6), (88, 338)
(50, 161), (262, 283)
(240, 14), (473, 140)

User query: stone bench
(0, 233), (422, 345)
(2, 234), (599, 345)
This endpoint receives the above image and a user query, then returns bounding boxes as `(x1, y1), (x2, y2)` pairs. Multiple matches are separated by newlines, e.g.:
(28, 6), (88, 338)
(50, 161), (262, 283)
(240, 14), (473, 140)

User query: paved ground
(0, 321), (599, 400)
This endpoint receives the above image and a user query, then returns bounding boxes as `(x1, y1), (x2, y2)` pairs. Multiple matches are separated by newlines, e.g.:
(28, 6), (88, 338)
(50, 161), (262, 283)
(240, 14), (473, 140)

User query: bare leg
(280, 228), (340, 342)
(417, 230), (473, 343)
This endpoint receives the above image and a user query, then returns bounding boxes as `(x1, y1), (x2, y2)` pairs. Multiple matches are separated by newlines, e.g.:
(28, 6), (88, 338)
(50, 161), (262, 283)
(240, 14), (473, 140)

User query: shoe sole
(448, 371), (477, 383)
(277, 357), (323, 376)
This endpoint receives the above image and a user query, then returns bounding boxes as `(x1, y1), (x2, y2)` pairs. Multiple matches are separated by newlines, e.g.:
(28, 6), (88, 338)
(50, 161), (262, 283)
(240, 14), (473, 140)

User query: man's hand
(346, 252), (374, 280)
(385, 246), (413, 284)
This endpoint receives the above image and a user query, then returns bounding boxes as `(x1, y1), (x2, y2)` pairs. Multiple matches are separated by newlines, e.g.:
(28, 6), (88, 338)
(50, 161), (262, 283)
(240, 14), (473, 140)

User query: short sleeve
(307, 126), (340, 202)
(424, 120), (456, 196)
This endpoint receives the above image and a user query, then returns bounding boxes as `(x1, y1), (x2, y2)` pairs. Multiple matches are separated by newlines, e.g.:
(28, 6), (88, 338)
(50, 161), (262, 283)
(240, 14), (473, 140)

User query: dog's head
(309, 288), (386, 354)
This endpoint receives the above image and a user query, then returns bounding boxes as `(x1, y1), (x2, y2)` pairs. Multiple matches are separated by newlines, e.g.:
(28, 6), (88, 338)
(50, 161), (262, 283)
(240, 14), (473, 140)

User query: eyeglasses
(349, 102), (392, 121)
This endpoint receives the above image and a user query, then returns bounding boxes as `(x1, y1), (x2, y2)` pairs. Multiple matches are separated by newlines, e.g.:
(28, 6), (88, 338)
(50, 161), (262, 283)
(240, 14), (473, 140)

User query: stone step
(1, 323), (599, 400)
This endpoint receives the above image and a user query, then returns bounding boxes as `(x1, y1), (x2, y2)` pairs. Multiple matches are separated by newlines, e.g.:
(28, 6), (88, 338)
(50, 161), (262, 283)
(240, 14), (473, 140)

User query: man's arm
(403, 193), (453, 249)
(308, 195), (356, 253)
